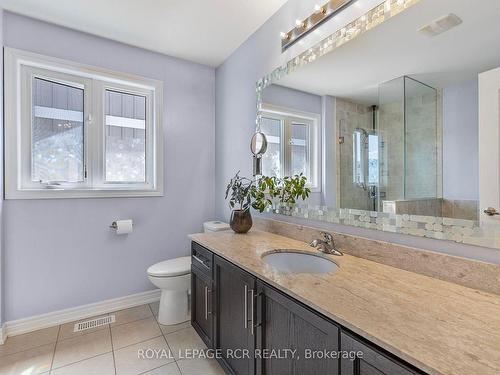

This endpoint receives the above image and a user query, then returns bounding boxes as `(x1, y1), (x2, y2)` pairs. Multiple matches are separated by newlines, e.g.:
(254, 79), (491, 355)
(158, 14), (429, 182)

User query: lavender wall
(215, 1), (500, 264)
(262, 84), (322, 114)
(3, 12), (215, 321)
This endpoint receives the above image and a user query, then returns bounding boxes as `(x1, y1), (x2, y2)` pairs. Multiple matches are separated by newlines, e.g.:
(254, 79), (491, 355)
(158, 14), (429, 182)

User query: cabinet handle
(249, 289), (255, 336)
(193, 254), (210, 269)
(244, 284), (248, 329)
(204, 286), (210, 319)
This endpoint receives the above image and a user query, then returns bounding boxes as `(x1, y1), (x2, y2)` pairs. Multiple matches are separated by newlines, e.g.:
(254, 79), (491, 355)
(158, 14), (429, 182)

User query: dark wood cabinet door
(214, 255), (256, 375)
(256, 281), (339, 375)
(340, 332), (421, 375)
(191, 264), (213, 348)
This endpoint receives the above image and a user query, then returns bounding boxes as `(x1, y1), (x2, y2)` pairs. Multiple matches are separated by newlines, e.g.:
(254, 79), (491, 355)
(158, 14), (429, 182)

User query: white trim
(105, 115), (145, 130)
(0, 324), (6, 345)
(4, 188), (164, 200)
(2, 289), (160, 340)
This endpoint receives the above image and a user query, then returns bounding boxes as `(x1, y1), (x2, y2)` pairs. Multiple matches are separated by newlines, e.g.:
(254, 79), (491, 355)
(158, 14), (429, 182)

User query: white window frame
(4, 47), (164, 199)
(261, 103), (321, 191)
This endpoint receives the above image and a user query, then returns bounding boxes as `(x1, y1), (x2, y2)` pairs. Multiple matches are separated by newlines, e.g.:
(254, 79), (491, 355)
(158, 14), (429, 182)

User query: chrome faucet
(310, 232), (343, 256)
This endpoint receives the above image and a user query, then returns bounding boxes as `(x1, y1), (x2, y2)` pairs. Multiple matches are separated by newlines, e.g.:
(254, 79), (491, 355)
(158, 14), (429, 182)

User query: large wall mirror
(256, 0), (500, 249)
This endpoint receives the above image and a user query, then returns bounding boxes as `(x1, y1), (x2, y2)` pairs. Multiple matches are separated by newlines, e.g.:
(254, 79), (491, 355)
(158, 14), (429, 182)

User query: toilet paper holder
(109, 221), (134, 230)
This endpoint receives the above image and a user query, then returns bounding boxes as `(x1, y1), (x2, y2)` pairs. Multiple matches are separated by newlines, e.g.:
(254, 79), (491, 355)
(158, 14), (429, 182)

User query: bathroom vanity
(190, 230), (500, 375)
(191, 239), (415, 375)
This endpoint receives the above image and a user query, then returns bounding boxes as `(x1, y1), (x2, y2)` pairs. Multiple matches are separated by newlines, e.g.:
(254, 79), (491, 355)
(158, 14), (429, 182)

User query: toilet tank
(203, 221), (230, 233)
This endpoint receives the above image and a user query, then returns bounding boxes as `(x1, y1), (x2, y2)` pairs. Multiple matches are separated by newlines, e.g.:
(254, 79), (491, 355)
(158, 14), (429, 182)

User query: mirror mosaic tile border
(255, 0), (500, 249)
(264, 204), (500, 248)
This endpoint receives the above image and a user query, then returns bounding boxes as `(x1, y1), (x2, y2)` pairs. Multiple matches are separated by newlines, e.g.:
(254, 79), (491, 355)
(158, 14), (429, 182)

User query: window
(5, 48), (163, 199)
(353, 129), (379, 189)
(105, 90), (146, 183)
(368, 134), (379, 186)
(352, 129), (366, 188)
(260, 104), (320, 190)
(260, 117), (282, 178)
(32, 77), (85, 183)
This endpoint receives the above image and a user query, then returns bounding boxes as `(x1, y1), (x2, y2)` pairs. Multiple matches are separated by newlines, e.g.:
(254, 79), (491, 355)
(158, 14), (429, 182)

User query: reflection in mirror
(260, 116), (282, 178)
(259, 99), (321, 190)
(256, 0), (500, 247)
(250, 132), (268, 156)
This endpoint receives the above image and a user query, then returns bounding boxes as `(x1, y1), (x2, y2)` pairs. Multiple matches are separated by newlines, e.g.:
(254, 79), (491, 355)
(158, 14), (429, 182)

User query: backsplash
(254, 216), (500, 295)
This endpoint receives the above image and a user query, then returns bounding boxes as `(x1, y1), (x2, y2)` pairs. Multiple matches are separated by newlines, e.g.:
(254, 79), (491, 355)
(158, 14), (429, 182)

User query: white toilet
(147, 256), (191, 325)
(147, 221), (229, 326)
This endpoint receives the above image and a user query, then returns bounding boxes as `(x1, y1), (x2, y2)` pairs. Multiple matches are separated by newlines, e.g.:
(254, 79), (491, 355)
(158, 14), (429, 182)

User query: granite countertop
(190, 230), (500, 375)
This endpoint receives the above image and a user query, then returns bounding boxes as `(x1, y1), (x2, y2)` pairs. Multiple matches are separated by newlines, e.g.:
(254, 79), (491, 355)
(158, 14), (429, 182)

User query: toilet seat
(147, 256), (191, 278)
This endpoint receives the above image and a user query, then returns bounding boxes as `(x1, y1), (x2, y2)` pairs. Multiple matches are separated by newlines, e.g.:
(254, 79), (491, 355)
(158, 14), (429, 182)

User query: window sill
(5, 188), (164, 200)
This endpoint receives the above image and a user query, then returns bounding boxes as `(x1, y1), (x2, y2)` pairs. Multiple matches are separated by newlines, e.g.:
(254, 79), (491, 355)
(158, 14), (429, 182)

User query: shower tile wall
(336, 98), (373, 210)
(384, 198), (478, 220)
(441, 199), (478, 221)
(404, 80), (439, 200)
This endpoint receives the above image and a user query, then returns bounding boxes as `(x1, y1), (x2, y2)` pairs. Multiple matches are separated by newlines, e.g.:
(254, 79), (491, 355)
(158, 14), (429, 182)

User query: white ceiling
(0, 0), (288, 67)
(276, 0), (500, 104)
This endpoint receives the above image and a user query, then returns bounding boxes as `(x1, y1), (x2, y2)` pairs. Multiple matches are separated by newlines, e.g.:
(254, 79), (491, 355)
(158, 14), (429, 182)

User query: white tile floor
(0, 303), (225, 375)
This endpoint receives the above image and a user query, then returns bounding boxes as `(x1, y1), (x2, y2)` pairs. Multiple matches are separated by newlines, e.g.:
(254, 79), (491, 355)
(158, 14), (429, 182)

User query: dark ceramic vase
(230, 209), (252, 233)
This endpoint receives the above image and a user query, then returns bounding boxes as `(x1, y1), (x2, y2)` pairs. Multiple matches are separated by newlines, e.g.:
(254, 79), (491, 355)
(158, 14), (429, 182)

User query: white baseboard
(0, 323), (6, 344)
(3, 289), (161, 340)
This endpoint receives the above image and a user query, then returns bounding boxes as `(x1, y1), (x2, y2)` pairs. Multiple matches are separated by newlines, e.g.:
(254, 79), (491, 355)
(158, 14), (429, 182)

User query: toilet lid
(147, 256), (191, 277)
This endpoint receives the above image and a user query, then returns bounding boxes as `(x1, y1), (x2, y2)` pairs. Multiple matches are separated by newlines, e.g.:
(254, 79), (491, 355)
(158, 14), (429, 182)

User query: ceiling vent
(418, 13), (463, 37)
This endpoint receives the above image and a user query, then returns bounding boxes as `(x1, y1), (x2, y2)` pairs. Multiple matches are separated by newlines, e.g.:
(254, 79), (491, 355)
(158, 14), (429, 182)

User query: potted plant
(225, 171), (254, 233)
(225, 172), (312, 233)
(252, 173), (311, 214)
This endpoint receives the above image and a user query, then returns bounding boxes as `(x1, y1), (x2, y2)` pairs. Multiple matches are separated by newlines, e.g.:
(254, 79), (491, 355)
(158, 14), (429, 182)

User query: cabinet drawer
(191, 264), (214, 348)
(191, 242), (213, 275)
(256, 281), (339, 375)
(341, 332), (422, 375)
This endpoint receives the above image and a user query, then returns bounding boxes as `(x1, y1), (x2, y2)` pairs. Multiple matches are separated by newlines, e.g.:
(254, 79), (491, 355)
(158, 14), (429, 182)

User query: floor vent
(73, 315), (115, 333)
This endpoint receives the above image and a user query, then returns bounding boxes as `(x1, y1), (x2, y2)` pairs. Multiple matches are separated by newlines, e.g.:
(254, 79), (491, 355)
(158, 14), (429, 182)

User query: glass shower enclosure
(378, 76), (439, 214)
(338, 76), (438, 213)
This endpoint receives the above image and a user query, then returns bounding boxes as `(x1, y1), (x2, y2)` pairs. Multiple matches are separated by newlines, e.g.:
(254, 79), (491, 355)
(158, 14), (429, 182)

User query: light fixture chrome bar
(281, 0), (357, 52)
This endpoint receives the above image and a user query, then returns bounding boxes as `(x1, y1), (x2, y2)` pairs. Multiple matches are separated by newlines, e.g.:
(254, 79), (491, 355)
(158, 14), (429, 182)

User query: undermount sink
(262, 250), (339, 274)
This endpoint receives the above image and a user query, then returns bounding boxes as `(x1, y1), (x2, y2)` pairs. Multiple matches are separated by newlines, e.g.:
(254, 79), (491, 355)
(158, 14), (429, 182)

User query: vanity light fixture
(295, 19), (306, 29)
(281, 0), (357, 51)
(314, 4), (327, 14)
